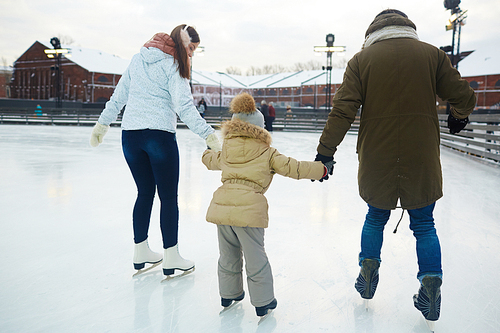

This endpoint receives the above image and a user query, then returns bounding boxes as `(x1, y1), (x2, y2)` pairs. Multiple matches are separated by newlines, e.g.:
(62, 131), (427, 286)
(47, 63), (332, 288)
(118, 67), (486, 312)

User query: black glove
(313, 153), (335, 182)
(448, 114), (469, 134)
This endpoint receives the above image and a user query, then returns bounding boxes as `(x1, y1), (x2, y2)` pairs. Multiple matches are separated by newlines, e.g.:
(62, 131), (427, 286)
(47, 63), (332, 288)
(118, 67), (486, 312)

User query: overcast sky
(1, 0), (499, 77)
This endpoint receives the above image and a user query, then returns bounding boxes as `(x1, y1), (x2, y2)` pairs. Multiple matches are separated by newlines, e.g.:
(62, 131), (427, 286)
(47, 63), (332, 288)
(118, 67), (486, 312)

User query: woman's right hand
(205, 133), (222, 152)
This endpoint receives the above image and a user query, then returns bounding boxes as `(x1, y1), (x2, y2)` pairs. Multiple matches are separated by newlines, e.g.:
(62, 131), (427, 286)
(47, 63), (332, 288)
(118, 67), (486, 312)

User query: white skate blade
(364, 299), (370, 311)
(132, 261), (162, 277)
(219, 300), (242, 315)
(161, 267), (195, 282)
(426, 320), (436, 332)
(258, 309), (273, 325)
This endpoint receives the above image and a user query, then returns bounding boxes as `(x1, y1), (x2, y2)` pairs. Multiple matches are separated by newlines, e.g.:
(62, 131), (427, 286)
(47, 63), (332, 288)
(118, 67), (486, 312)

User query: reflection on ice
(0, 125), (499, 332)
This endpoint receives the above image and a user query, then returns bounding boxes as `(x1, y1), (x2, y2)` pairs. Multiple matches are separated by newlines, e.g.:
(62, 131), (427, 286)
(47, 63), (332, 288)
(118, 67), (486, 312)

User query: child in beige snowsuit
(202, 93), (331, 317)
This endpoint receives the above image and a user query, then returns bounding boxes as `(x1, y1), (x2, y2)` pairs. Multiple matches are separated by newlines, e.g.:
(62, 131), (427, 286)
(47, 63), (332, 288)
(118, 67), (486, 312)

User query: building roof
(191, 68), (346, 89)
(37, 41), (500, 84)
(456, 48), (500, 77)
(39, 41), (130, 75)
(0, 66), (13, 73)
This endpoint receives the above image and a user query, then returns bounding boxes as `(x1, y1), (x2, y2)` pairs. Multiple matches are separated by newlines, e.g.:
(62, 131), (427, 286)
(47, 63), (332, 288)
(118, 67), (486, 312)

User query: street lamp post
(442, 0), (472, 69)
(441, 0), (473, 114)
(44, 37), (69, 108)
(314, 34), (345, 111)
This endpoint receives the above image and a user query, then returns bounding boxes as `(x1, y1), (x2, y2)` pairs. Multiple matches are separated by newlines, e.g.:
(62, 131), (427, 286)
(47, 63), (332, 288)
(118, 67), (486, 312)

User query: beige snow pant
(217, 225), (275, 307)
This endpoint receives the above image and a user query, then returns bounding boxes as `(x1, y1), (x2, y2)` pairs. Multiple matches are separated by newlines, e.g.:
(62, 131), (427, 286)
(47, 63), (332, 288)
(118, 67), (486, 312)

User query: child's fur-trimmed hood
(222, 118), (272, 146)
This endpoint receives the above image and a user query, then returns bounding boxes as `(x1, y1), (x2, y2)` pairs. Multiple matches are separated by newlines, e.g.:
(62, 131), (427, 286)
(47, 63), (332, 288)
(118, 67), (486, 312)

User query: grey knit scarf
(362, 25), (419, 49)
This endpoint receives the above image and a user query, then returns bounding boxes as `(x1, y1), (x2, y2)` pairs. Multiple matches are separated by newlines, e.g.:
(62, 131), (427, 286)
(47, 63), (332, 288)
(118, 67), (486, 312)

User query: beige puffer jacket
(203, 119), (325, 228)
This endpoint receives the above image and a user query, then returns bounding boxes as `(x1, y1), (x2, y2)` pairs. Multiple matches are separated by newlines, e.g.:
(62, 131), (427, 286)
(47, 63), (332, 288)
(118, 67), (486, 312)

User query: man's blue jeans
(122, 129), (179, 249)
(359, 203), (442, 280)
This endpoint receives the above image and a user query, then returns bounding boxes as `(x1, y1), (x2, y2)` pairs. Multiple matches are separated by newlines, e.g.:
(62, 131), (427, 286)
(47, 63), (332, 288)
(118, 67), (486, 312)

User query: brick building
(464, 74), (500, 108)
(9, 40), (500, 110)
(191, 69), (344, 109)
(10, 41), (129, 103)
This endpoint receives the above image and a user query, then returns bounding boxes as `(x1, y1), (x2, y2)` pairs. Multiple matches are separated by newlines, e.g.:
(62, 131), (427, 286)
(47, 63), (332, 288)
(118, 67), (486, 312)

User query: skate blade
(257, 309), (274, 325)
(426, 320), (436, 332)
(219, 301), (242, 315)
(132, 261), (162, 277)
(364, 299), (370, 311)
(161, 267), (195, 282)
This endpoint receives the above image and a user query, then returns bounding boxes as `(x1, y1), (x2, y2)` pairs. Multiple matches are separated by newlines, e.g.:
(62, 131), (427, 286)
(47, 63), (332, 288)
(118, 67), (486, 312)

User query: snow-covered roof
(38, 40), (499, 85)
(191, 68), (346, 89)
(40, 41), (130, 75)
(455, 48), (500, 77)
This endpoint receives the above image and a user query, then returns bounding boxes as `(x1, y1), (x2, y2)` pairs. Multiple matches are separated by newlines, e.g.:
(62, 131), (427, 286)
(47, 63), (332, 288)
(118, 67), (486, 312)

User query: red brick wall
(10, 41), (118, 103)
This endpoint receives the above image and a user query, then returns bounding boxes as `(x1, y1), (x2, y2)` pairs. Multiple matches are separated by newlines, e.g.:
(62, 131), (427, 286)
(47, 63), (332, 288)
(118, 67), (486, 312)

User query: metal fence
(1, 106), (498, 163)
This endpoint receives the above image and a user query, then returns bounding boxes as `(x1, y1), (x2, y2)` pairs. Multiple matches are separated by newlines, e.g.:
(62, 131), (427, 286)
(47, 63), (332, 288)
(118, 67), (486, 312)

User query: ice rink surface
(0, 124), (499, 333)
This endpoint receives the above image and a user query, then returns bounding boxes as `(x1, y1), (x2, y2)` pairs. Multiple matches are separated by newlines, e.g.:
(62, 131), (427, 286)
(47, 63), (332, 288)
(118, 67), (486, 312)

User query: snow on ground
(0, 124), (499, 333)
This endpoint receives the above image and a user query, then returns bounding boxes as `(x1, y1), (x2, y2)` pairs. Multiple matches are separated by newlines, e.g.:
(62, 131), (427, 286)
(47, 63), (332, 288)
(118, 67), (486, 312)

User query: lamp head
(50, 37), (61, 49)
(444, 0), (460, 10)
(326, 34), (335, 47)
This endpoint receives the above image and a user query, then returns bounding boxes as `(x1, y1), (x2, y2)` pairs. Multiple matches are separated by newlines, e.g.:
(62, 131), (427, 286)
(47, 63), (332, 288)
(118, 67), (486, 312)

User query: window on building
(97, 76), (109, 83)
(306, 87), (313, 93)
(495, 80), (500, 88)
(469, 81), (479, 89)
(295, 88), (301, 95)
(282, 89), (289, 95)
(269, 89), (276, 96)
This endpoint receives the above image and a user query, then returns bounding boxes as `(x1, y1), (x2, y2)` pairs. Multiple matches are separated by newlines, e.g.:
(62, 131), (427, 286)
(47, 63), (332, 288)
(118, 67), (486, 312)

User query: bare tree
(1, 57), (12, 97)
(225, 66), (242, 75)
(292, 60), (323, 71)
(57, 34), (75, 46)
(332, 58), (348, 69)
(239, 59), (347, 76)
(246, 66), (262, 76)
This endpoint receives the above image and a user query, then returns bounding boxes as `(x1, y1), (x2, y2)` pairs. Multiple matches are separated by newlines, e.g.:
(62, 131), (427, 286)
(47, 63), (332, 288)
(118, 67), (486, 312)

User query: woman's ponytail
(170, 24), (200, 79)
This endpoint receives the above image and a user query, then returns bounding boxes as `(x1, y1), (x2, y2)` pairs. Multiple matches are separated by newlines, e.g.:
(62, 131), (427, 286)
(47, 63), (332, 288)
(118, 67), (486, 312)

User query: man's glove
(90, 122), (109, 147)
(206, 133), (222, 152)
(313, 153), (335, 182)
(448, 114), (469, 134)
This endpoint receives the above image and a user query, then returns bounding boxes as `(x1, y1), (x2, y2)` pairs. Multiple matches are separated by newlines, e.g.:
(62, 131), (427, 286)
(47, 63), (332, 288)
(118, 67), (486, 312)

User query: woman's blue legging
(122, 129), (179, 249)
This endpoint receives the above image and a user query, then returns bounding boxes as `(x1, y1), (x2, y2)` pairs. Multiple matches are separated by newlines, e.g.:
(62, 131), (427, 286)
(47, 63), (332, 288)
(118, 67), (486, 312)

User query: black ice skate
(413, 275), (442, 322)
(256, 298), (277, 317)
(355, 259), (380, 301)
(221, 291), (245, 308)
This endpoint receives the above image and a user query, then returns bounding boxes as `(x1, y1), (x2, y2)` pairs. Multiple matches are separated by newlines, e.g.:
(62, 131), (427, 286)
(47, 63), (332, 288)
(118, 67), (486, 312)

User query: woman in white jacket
(90, 24), (221, 277)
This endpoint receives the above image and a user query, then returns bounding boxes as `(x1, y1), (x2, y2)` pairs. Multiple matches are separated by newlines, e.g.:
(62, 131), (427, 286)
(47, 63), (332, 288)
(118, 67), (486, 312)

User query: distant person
(197, 97), (207, 118)
(267, 102), (275, 132)
(315, 9), (476, 324)
(260, 100), (269, 130)
(35, 104), (42, 117)
(202, 93), (333, 317)
(285, 105), (293, 128)
(89, 24), (221, 278)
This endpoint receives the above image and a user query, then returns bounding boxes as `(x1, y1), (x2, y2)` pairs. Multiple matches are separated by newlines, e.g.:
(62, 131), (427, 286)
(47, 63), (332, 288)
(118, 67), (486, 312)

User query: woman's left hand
(205, 133), (222, 152)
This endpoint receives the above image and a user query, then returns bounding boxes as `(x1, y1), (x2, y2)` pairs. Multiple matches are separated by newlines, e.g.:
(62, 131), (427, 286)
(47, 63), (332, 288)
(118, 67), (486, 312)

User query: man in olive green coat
(315, 9), (476, 322)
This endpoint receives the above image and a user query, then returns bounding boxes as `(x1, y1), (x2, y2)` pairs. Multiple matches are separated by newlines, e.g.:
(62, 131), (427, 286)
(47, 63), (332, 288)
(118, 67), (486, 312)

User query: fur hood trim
(222, 118), (272, 146)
